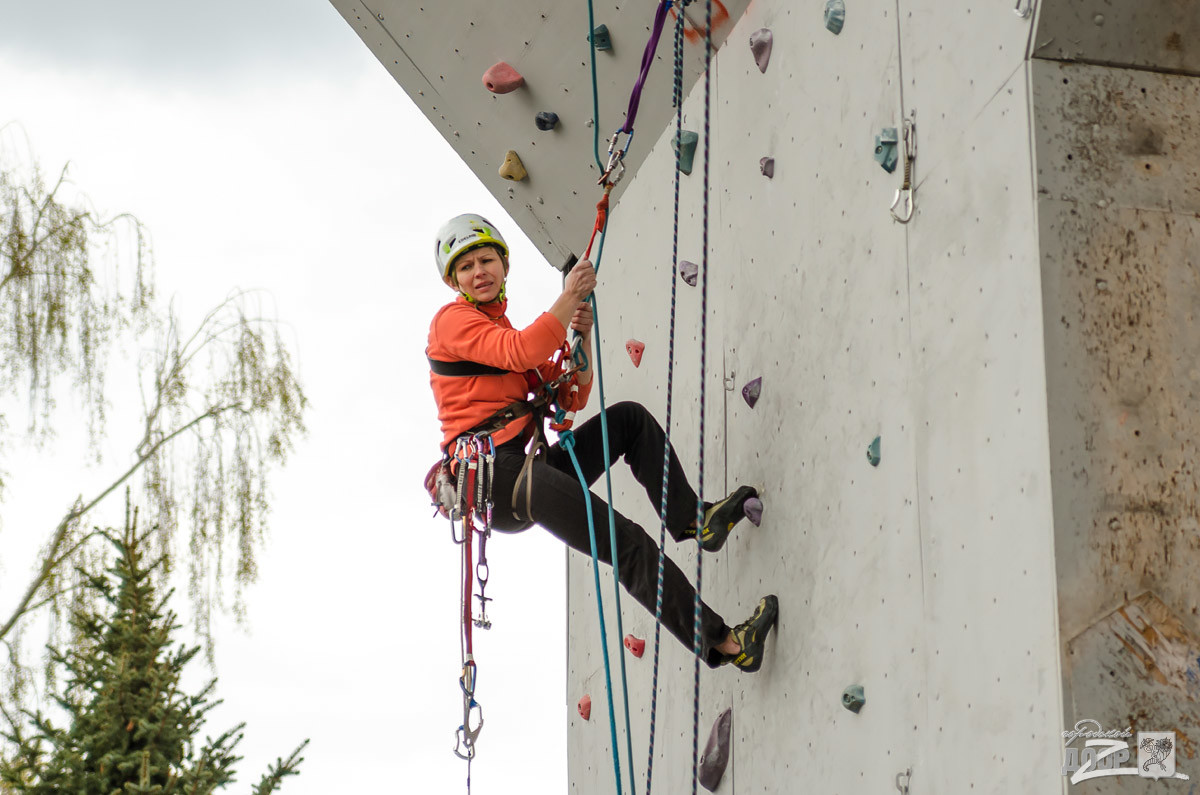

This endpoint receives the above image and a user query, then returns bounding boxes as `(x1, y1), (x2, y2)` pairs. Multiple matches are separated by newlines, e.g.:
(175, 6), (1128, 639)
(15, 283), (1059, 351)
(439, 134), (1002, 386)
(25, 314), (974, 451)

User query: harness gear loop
(890, 111), (917, 224)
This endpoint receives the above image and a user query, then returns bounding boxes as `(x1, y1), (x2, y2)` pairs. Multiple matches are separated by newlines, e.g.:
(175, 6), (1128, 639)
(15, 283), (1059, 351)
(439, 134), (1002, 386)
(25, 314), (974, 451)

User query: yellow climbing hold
(499, 150), (528, 182)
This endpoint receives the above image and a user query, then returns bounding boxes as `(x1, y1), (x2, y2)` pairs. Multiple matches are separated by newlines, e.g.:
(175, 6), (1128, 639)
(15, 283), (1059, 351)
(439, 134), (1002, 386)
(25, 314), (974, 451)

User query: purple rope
(620, 0), (673, 134)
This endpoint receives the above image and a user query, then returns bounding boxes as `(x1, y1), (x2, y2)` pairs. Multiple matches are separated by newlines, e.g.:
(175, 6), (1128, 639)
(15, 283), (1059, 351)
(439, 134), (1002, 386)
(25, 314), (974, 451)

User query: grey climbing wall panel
(327, 0), (749, 271)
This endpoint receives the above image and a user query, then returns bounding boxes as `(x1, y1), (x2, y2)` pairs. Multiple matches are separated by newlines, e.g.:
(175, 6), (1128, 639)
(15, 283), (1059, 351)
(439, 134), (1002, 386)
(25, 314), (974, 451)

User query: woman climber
(425, 213), (778, 671)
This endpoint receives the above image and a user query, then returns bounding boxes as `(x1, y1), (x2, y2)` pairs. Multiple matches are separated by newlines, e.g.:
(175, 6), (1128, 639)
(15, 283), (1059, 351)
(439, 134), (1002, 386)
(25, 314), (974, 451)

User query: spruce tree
(0, 504), (307, 794)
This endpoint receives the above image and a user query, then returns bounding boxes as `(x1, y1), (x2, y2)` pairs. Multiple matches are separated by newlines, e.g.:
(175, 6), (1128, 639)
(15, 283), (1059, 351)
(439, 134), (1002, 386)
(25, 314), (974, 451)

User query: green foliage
(0, 136), (308, 694)
(0, 504), (307, 794)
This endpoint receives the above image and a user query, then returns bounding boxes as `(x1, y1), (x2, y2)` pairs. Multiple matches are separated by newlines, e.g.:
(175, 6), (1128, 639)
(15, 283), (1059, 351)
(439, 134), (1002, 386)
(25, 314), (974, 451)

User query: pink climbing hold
(626, 339), (645, 368)
(578, 694), (592, 720)
(742, 377), (762, 408)
(760, 157), (775, 178)
(743, 497), (764, 526)
(624, 634), (646, 658)
(749, 29), (773, 73)
(679, 260), (698, 286)
(482, 61), (525, 94)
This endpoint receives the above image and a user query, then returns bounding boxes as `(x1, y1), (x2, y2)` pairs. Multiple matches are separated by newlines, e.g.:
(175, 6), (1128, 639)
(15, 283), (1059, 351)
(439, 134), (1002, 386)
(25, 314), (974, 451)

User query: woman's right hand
(565, 259), (597, 300)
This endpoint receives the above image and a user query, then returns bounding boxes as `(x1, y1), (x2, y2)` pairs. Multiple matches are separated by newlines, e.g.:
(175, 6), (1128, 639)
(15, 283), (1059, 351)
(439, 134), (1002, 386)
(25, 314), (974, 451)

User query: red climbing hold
(749, 29), (773, 73)
(623, 634), (645, 658)
(482, 61), (525, 94)
(760, 156), (775, 178)
(699, 707), (733, 792)
(577, 694), (592, 721)
(742, 377), (762, 408)
(626, 339), (645, 368)
(743, 497), (764, 526)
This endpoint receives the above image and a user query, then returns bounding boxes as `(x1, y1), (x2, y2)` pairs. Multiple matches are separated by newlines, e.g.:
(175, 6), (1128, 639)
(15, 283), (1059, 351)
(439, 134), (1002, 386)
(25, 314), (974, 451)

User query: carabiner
(890, 188), (914, 224)
(598, 129), (633, 186)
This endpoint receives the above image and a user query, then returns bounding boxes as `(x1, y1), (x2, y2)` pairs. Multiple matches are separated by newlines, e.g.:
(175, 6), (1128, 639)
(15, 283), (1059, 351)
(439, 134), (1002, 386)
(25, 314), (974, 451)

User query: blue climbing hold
(535, 111), (559, 131)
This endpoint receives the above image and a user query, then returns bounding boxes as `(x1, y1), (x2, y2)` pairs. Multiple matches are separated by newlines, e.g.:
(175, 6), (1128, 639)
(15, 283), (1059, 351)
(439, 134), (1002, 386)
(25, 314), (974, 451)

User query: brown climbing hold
(499, 150), (527, 182)
(699, 708), (732, 792)
(760, 157), (775, 178)
(626, 339), (645, 368)
(482, 61), (525, 94)
(749, 29), (773, 73)
(578, 694), (592, 720)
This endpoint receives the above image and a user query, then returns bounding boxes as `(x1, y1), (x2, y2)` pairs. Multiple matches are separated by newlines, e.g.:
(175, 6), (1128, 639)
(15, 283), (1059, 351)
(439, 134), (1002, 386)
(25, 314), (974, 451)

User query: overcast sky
(0, 1), (568, 791)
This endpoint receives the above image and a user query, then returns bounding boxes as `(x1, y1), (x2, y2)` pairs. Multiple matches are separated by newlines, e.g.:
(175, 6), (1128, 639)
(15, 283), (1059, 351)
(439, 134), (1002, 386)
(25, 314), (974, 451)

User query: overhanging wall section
(565, 0), (1063, 792)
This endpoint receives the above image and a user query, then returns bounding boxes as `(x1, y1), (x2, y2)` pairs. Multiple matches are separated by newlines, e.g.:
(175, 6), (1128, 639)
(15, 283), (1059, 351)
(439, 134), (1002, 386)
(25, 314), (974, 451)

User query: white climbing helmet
(434, 214), (509, 284)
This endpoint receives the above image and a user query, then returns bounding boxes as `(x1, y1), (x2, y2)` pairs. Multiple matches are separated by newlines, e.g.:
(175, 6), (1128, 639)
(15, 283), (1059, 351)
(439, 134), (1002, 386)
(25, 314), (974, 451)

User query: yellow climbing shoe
(726, 595), (779, 673)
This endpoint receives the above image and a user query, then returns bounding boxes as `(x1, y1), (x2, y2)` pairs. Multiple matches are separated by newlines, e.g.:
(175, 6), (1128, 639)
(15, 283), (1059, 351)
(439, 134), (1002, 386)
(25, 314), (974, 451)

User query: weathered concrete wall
(1035, 54), (1200, 792)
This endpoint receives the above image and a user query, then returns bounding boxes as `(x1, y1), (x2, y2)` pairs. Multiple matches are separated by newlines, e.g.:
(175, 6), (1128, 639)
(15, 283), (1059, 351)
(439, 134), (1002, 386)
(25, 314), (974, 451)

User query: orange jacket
(427, 296), (593, 451)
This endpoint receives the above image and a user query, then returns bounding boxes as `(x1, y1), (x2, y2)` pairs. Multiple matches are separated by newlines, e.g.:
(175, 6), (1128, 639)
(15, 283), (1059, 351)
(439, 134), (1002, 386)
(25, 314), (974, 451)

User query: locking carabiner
(598, 129), (634, 187)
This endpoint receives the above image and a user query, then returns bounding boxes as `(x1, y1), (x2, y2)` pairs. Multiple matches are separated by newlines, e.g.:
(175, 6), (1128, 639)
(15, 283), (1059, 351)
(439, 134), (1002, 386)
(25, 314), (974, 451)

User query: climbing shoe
(694, 485), (758, 552)
(725, 595), (779, 673)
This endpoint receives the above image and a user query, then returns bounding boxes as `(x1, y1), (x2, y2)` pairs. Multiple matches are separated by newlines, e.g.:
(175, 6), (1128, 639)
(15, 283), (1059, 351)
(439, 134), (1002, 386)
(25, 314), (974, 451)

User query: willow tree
(0, 138), (308, 708)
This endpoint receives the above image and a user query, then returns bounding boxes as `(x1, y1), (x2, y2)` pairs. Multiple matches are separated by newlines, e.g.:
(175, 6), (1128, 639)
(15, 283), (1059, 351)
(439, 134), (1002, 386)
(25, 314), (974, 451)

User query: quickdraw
(448, 433), (495, 765)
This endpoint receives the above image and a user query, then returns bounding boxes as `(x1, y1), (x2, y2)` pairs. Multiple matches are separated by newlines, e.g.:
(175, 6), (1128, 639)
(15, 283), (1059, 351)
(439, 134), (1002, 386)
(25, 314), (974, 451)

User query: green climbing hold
(674, 130), (699, 175)
(590, 24), (613, 51)
(842, 684), (866, 713)
(867, 436), (881, 466)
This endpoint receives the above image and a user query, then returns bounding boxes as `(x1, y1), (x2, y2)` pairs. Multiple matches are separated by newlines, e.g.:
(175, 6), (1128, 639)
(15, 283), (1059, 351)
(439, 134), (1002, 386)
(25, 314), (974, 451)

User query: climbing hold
(698, 708), (732, 792)
(673, 130), (699, 175)
(535, 111), (560, 131)
(741, 377), (762, 409)
(623, 634), (645, 658)
(743, 497), (764, 526)
(499, 150), (528, 182)
(874, 128), (899, 173)
(679, 260), (698, 286)
(760, 157), (775, 178)
(749, 29), (773, 73)
(482, 61), (525, 94)
(577, 694), (592, 720)
(842, 684), (866, 714)
(867, 436), (881, 466)
(590, 24), (613, 51)
(824, 0), (846, 34)
(625, 339), (645, 368)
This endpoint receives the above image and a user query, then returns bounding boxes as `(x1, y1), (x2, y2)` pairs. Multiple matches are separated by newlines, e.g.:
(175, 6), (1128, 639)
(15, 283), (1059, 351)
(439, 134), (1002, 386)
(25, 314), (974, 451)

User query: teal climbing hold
(674, 130), (699, 175)
(867, 436), (881, 467)
(842, 685), (866, 713)
(824, 0), (846, 34)
(590, 24), (613, 51)
(874, 129), (899, 173)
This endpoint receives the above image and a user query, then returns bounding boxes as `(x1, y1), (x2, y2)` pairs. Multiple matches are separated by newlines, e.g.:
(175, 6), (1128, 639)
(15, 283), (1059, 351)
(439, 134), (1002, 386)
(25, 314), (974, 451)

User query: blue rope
(644, 6), (687, 795)
(560, 430), (625, 795)
(586, 0), (604, 171)
(690, 3), (714, 794)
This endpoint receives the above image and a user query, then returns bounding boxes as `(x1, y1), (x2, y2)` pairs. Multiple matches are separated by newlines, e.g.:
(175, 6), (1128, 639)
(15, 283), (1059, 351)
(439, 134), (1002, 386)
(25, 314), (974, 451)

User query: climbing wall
(329, 0), (1200, 791)
(561, 1), (1065, 793)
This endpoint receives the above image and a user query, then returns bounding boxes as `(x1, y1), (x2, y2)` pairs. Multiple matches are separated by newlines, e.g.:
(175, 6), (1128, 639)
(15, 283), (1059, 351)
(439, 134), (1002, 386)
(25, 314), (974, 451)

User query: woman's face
(452, 245), (507, 303)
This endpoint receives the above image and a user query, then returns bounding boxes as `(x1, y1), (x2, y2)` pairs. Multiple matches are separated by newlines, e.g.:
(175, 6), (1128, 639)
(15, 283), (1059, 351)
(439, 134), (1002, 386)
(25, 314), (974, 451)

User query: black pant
(488, 401), (730, 667)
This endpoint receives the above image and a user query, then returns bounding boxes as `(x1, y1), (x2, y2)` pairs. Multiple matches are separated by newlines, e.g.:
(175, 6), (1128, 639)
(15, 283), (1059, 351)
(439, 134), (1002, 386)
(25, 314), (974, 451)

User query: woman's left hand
(570, 302), (594, 336)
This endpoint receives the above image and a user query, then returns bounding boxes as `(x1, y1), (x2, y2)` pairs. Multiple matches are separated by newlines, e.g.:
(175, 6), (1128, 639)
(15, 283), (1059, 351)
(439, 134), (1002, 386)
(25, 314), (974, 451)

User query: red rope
(583, 187), (612, 261)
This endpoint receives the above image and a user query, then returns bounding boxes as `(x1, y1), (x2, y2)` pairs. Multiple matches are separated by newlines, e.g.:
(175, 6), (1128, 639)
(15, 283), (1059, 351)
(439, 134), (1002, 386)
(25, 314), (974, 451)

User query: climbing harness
(890, 110), (917, 224)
